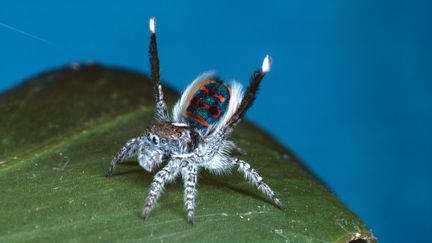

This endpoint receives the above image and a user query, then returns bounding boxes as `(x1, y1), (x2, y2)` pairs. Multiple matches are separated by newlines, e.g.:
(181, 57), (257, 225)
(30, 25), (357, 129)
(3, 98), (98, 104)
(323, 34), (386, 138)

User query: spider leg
(142, 160), (180, 220)
(181, 162), (198, 224)
(106, 137), (141, 177)
(231, 157), (286, 210)
(149, 17), (169, 122)
(222, 56), (271, 134)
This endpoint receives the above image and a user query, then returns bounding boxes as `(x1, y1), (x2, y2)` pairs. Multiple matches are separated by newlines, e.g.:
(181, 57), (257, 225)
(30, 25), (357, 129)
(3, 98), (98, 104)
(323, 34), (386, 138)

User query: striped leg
(106, 137), (141, 176)
(232, 157), (286, 210)
(181, 162), (198, 224)
(142, 160), (180, 219)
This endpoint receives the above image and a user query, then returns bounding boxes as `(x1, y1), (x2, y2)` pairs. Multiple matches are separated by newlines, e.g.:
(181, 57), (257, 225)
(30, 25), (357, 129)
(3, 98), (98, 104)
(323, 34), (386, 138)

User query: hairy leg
(106, 137), (141, 176)
(181, 162), (198, 224)
(222, 56), (271, 133)
(232, 157), (286, 209)
(142, 160), (180, 219)
(148, 17), (169, 122)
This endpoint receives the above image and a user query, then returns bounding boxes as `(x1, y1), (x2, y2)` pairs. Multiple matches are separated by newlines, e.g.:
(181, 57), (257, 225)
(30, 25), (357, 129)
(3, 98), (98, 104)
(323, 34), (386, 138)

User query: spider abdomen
(185, 79), (230, 130)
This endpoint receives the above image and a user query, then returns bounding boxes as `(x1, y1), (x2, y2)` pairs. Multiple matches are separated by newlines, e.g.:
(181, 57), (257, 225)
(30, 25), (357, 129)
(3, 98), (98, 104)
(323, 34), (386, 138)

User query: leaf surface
(0, 65), (375, 243)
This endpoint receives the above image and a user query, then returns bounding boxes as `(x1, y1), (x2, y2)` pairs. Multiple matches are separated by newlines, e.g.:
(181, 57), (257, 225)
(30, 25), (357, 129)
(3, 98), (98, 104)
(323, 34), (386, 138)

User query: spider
(106, 17), (286, 224)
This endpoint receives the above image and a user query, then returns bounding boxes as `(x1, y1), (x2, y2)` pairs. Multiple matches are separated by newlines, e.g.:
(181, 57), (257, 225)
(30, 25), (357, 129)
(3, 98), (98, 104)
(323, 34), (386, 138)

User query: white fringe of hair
(172, 71), (244, 134)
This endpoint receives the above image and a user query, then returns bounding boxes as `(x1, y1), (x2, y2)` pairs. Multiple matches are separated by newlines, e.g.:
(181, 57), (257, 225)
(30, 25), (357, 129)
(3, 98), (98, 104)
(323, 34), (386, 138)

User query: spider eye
(152, 136), (159, 145)
(161, 138), (167, 145)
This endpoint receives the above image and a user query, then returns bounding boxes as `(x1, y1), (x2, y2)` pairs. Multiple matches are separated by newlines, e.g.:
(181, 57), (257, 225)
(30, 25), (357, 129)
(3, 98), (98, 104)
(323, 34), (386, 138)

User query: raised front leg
(232, 157), (286, 210)
(142, 160), (180, 219)
(181, 162), (198, 224)
(106, 137), (141, 176)
(149, 17), (169, 122)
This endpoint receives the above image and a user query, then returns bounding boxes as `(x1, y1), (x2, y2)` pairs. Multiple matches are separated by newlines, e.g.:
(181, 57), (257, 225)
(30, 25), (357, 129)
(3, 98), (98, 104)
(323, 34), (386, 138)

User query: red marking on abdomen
(200, 86), (210, 94)
(209, 106), (221, 118)
(185, 111), (210, 127)
(213, 94), (226, 102)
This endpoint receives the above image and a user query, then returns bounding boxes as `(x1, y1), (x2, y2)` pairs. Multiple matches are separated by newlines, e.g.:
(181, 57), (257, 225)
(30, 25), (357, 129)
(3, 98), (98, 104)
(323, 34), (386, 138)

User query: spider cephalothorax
(106, 17), (286, 224)
(137, 122), (197, 171)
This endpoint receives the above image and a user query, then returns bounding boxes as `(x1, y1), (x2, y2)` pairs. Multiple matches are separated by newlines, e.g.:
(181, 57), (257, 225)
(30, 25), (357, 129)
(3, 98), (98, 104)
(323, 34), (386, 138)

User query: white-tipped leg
(261, 55), (272, 73)
(142, 160), (180, 219)
(181, 162), (198, 224)
(149, 17), (156, 33)
(232, 157), (286, 210)
(148, 17), (169, 122)
(220, 56), (272, 131)
(106, 137), (141, 176)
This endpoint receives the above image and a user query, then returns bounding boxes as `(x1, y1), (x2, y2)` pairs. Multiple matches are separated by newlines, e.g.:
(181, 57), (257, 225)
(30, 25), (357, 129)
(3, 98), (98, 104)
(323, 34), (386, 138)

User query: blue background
(1, 1), (431, 242)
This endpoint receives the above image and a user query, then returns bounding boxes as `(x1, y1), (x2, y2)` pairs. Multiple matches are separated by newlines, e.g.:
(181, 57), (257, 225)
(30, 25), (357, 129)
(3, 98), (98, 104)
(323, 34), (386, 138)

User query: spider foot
(106, 165), (114, 177)
(274, 197), (287, 210)
(142, 205), (152, 220)
(187, 211), (195, 224)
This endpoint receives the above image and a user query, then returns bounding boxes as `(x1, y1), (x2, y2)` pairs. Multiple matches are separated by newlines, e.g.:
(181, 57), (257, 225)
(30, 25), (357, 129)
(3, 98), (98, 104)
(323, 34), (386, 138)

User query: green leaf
(0, 65), (376, 242)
